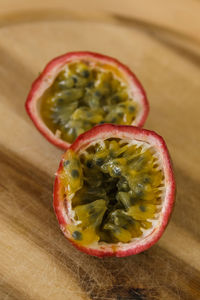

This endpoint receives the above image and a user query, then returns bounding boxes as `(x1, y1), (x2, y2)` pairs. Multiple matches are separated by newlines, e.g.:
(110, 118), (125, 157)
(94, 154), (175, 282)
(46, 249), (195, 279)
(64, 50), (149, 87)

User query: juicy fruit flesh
(60, 138), (164, 246)
(40, 61), (137, 143)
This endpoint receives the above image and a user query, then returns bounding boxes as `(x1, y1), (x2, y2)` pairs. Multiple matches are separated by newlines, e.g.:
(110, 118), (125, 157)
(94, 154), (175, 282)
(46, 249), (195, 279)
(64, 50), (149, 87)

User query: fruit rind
(26, 52), (149, 150)
(53, 124), (175, 257)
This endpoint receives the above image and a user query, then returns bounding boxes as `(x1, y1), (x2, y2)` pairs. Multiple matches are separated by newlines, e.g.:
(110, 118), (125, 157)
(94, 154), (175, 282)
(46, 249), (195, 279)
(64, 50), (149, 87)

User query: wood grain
(0, 2), (200, 299)
(1, 0), (200, 42)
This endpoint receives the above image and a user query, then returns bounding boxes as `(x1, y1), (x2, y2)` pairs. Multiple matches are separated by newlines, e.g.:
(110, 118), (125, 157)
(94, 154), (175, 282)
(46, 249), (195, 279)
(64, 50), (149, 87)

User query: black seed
(57, 98), (64, 105)
(111, 118), (117, 123)
(72, 76), (78, 83)
(81, 70), (90, 78)
(94, 90), (102, 98)
(86, 160), (93, 168)
(113, 95), (121, 102)
(72, 231), (82, 240)
(71, 169), (79, 178)
(134, 183), (144, 197)
(63, 160), (70, 167)
(139, 205), (146, 212)
(101, 95), (106, 101)
(118, 112), (123, 117)
(143, 176), (151, 184)
(112, 166), (121, 176)
(96, 158), (104, 166)
(87, 81), (94, 88)
(128, 105), (135, 112)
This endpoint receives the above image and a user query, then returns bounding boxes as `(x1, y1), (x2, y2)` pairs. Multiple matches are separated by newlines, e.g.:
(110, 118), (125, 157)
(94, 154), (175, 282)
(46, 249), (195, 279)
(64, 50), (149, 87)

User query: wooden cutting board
(0, 1), (200, 299)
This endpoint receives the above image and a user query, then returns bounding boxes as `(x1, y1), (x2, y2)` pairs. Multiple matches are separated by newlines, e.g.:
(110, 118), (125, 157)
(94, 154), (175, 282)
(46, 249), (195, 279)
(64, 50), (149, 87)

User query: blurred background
(1, 1), (200, 300)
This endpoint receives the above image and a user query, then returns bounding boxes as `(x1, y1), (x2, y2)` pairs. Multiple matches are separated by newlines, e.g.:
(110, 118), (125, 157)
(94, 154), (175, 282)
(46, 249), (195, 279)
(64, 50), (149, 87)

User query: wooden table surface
(0, 1), (200, 299)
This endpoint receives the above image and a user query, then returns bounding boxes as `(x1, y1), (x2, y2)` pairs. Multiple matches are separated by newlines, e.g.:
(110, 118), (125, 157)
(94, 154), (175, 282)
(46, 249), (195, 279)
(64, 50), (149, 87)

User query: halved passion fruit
(54, 124), (175, 257)
(25, 52), (149, 149)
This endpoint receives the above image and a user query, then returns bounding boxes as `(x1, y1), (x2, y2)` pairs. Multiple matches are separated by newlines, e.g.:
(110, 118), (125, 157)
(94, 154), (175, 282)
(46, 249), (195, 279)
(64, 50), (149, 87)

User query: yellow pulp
(60, 139), (164, 246)
(40, 61), (137, 143)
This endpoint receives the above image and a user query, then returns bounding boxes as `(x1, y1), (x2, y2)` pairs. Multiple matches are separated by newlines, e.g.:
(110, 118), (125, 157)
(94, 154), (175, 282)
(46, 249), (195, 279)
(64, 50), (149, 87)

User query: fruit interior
(40, 60), (138, 143)
(60, 138), (165, 246)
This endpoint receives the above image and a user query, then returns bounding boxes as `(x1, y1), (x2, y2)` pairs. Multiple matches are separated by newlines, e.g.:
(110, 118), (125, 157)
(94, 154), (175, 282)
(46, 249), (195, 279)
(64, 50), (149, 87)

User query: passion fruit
(54, 124), (175, 257)
(25, 52), (149, 149)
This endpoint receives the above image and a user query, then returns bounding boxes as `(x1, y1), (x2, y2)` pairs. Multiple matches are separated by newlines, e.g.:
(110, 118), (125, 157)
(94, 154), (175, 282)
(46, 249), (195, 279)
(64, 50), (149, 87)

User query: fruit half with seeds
(25, 51), (149, 149)
(54, 124), (175, 257)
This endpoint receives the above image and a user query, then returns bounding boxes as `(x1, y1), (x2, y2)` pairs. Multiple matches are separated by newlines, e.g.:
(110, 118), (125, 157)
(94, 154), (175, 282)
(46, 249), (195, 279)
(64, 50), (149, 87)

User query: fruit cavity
(40, 61), (138, 143)
(60, 138), (164, 246)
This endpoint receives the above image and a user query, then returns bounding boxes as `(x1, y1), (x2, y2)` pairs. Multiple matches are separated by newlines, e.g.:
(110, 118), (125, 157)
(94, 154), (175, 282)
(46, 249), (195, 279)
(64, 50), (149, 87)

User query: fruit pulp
(40, 61), (138, 143)
(60, 138), (164, 246)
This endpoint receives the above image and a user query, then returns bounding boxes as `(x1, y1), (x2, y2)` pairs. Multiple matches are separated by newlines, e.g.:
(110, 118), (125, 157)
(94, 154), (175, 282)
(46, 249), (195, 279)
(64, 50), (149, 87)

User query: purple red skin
(53, 124), (176, 257)
(25, 51), (149, 150)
